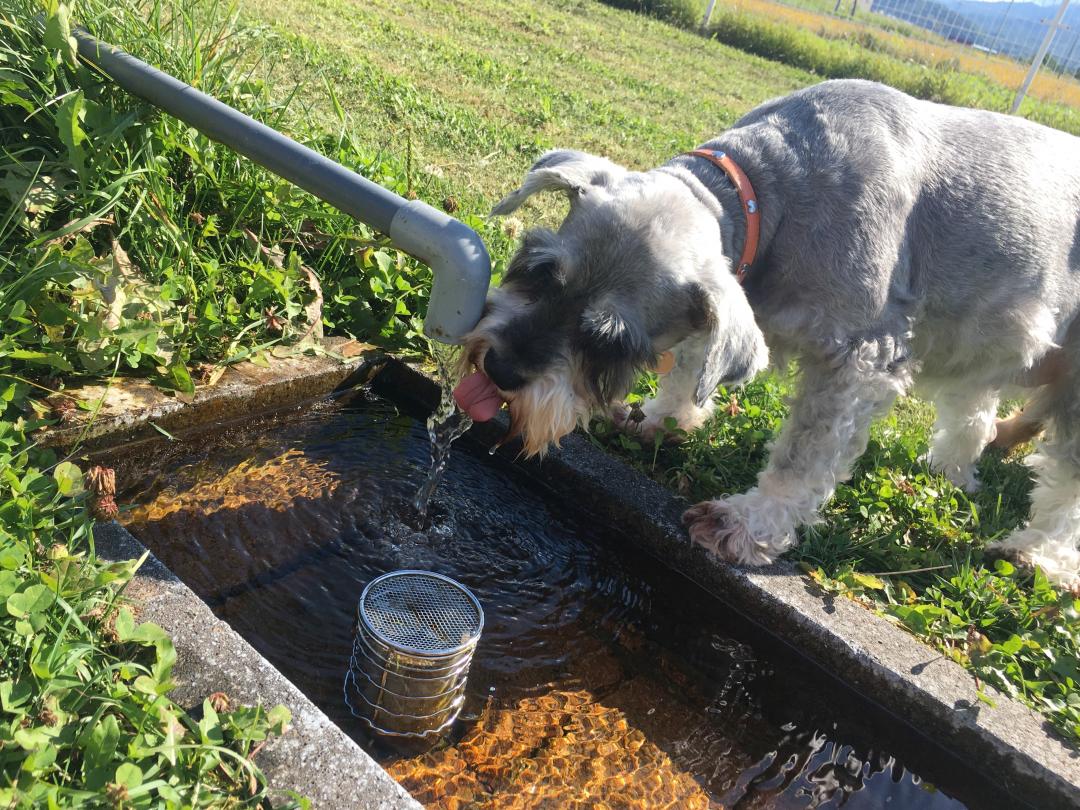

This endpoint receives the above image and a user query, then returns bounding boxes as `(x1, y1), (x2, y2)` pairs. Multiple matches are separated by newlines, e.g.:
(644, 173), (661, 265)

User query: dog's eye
(506, 258), (564, 297)
(526, 260), (563, 286)
(530, 260), (557, 276)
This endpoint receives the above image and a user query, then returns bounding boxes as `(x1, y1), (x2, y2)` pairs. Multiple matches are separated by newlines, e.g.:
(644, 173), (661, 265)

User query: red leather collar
(686, 148), (760, 284)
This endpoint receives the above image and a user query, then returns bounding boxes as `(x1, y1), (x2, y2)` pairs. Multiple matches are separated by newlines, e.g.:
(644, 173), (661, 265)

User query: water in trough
(113, 390), (999, 809)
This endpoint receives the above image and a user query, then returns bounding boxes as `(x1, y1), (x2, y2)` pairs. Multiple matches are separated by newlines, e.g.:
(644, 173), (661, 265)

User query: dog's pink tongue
(453, 371), (505, 422)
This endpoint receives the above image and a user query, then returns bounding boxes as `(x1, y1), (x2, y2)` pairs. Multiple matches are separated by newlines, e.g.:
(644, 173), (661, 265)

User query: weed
(0, 421), (298, 804)
(0, 0), (346, 802)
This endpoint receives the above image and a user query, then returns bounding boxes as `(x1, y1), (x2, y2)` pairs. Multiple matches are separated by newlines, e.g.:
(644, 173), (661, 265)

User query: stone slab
(42, 337), (385, 451)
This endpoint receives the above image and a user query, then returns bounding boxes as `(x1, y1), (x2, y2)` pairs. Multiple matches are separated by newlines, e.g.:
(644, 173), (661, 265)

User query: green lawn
(236, 0), (814, 205)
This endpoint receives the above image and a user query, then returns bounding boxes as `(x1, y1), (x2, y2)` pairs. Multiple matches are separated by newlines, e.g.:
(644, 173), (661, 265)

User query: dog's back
(711, 79), (1080, 379)
(484, 79), (1080, 584)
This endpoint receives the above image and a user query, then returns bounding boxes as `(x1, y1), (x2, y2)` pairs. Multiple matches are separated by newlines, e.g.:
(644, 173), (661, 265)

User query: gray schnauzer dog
(462, 79), (1080, 588)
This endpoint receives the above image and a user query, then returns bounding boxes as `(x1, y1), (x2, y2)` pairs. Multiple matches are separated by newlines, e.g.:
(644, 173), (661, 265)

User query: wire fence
(706, 0), (1079, 108)
(865, 0), (1079, 79)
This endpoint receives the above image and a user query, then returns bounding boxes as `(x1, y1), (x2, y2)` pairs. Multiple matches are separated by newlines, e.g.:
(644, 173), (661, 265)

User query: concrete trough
(55, 344), (1080, 809)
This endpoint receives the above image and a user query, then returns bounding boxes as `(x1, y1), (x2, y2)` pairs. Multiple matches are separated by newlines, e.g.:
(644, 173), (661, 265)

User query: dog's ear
(504, 229), (568, 293)
(579, 297), (652, 403)
(688, 281), (768, 407)
(491, 150), (627, 216)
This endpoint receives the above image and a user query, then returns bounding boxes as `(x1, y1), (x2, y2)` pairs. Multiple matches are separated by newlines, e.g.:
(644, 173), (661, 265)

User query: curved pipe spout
(388, 201), (489, 344)
(71, 27), (489, 344)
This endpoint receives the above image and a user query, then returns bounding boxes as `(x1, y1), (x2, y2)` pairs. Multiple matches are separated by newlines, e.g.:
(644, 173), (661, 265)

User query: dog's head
(466, 149), (767, 456)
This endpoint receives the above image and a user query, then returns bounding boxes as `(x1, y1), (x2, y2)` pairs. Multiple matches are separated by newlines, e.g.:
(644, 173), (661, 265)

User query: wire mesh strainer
(345, 570), (483, 739)
(361, 570), (483, 657)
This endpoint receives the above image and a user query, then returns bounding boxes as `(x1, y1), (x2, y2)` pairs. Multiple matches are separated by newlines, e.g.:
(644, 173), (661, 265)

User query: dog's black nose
(483, 347), (525, 391)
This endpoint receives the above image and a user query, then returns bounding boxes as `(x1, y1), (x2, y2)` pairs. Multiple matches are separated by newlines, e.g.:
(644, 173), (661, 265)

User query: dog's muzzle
(482, 347), (526, 391)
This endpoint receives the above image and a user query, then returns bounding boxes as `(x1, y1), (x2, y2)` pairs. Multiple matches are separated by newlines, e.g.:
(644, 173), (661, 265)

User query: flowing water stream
(411, 343), (473, 524)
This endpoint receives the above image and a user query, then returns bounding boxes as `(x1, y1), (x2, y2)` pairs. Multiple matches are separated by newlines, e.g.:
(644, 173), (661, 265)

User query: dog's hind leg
(984, 350), (1068, 453)
(989, 407), (1044, 453)
(985, 349), (1065, 453)
(926, 386), (999, 493)
(684, 340), (910, 565)
(987, 362), (1080, 591)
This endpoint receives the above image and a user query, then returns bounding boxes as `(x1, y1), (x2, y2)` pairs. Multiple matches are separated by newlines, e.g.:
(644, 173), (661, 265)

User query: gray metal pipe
(72, 27), (489, 344)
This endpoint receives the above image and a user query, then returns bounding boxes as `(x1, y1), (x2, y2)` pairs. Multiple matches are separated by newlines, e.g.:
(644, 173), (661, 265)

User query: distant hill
(871, 0), (982, 44)
(869, 0), (1080, 74)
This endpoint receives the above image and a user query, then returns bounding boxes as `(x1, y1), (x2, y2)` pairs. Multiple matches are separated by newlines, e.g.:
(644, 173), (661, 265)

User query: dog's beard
(505, 365), (592, 457)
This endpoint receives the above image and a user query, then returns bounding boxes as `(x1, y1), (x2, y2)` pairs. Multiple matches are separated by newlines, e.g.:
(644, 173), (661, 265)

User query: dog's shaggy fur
(464, 79), (1080, 587)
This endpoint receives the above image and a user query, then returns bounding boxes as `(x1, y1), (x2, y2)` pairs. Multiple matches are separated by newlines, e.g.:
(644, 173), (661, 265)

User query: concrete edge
(42, 337), (386, 451)
(93, 521), (422, 810)
(376, 360), (1080, 810)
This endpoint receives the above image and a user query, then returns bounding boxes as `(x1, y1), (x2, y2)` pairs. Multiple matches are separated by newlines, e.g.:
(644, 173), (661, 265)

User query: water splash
(412, 342), (473, 523)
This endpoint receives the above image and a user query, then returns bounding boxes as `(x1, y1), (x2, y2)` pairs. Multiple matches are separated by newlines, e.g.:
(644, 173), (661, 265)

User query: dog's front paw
(683, 493), (794, 566)
(609, 402), (686, 444)
(924, 452), (980, 494)
(943, 465), (981, 494)
(627, 399), (714, 443)
(608, 401), (637, 430)
(637, 413), (689, 445)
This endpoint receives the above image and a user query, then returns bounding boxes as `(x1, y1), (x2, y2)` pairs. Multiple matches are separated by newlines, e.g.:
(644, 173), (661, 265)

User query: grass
(235, 0), (813, 206)
(1, 4), (1077, 803)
